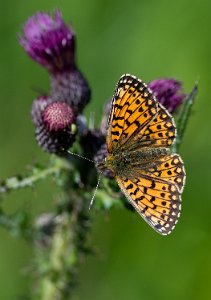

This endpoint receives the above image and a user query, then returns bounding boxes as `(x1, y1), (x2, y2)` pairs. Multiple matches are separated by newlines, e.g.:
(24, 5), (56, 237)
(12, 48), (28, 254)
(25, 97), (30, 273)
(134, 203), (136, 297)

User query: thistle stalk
(37, 188), (89, 300)
(173, 84), (198, 153)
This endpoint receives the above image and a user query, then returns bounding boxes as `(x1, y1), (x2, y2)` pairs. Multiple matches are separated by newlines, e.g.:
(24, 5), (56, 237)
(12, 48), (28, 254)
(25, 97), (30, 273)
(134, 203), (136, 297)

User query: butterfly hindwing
(115, 162), (183, 235)
(146, 154), (186, 192)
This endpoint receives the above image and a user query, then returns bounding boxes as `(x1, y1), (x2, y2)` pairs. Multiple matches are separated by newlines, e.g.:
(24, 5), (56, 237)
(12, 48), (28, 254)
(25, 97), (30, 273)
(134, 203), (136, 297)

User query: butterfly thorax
(102, 147), (170, 177)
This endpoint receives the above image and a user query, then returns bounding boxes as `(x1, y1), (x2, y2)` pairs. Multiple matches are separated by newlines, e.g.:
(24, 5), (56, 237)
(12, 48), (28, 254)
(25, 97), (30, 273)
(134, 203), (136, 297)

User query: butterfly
(98, 74), (186, 235)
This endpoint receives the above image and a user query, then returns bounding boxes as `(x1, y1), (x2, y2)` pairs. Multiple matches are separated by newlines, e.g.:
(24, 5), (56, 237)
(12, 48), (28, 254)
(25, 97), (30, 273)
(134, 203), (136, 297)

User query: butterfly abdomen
(128, 147), (170, 164)
(103, 147), (169, 178)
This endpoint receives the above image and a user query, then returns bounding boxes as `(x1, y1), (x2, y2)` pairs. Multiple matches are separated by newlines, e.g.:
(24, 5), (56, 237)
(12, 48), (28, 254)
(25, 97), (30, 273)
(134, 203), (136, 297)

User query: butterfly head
(104, 152), (130, 175)
(95, 153), (115, 173)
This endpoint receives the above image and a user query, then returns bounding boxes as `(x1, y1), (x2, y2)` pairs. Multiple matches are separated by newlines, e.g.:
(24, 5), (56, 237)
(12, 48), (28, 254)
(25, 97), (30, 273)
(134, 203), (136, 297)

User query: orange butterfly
(98, 74), (186, 235)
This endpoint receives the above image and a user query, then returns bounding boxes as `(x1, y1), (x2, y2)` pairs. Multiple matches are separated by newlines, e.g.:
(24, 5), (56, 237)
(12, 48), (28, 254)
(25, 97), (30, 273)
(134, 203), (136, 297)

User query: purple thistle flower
(31, 97), (76, 154)
(20, 10), (91, 113)
(43, 101), (75, 132)
(20, 10), (75, 74)
(50, 68), (91, 113)
(31, 95), (50, 125)
(148, 79), (185, 113)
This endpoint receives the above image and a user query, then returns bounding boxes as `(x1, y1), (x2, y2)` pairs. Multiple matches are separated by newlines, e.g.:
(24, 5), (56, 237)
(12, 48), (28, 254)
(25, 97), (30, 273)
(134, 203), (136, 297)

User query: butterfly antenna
(67, 150), (94, 163)
(67, 150), (101, 209)
(89, 173), (102, 210)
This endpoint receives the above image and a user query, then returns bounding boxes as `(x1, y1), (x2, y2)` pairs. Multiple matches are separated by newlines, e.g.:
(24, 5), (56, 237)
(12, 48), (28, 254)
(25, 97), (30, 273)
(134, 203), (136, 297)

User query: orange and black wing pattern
(129, 102), (176, 150)
(116, 154), (185, 235)
(106, 74), (158, 153)
(105, 74), (186, 235)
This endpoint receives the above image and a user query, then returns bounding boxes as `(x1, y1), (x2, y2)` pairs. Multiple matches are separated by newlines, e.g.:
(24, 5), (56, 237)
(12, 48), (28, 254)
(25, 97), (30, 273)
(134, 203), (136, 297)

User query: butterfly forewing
(107, 74), (158, 153)
(126, 102), (176, 151)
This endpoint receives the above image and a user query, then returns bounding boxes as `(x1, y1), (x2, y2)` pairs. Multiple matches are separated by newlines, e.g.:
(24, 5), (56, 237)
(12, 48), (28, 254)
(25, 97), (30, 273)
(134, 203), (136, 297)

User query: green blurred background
(0, 0), (210, 299)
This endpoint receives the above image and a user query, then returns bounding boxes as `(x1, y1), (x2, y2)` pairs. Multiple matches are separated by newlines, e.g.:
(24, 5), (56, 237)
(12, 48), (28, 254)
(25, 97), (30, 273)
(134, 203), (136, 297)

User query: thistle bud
(31, 98), (76, 154)
(149, 78), (186, 113)
(20, 10), (91, 113)
(31, 95), (50, 125)
(50, 68), (91, 113)
(20, 10), (75, 74)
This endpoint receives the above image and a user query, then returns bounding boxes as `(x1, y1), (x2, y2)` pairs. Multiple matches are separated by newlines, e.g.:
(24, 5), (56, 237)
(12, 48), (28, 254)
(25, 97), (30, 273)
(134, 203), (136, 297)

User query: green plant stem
(0, 213), (16, 230)
(173, 84), (198, 153)
(0, 158), (71, 193)
(36, 186), (89, 300)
